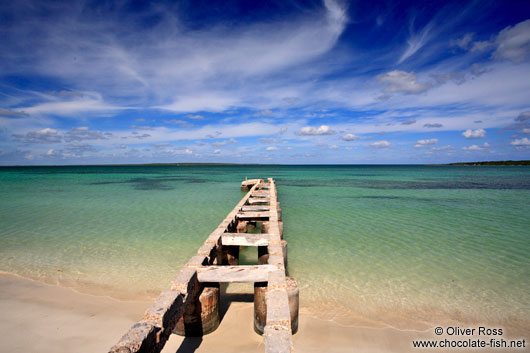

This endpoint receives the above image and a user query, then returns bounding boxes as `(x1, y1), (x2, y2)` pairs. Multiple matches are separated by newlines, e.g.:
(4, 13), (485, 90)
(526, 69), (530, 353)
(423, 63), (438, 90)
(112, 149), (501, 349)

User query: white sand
(1, 274), (527, 353)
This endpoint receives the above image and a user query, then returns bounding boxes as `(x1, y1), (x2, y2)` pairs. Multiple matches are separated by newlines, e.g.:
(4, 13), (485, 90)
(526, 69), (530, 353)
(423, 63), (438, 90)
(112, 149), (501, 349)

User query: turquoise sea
(0, 165), (529, 332)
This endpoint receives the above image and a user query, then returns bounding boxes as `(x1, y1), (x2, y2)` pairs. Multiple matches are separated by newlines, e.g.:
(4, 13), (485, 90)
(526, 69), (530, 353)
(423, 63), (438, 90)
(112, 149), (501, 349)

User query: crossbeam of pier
(109, 177), (295, 353)
(196, 265), (276, 282)
(221, 233), (270, 246)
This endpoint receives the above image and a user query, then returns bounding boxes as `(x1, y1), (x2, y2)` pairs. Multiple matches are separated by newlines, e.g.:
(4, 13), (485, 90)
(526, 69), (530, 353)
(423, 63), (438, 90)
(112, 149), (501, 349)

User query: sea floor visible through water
(0, 165), (529, 335)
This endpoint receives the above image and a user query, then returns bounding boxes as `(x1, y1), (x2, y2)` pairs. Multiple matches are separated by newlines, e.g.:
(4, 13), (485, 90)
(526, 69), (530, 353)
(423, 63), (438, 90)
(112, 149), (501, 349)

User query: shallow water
(0, 165), (529, 331)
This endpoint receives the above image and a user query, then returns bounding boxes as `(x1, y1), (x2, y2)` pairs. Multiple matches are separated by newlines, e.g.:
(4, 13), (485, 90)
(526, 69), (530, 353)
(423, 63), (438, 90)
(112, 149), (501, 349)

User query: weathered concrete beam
(196, 265), (276, 283)
(237, 211), (270, 220)
(221, 233), (270, 246)
(241, 178), (263, 190)
(241, 205), (270, 212)
(248, 197), (270, 204)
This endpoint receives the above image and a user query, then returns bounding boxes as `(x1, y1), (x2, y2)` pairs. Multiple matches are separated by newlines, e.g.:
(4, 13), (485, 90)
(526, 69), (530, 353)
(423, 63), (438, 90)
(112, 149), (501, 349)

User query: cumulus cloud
(423, 123), (443, 128)
(510, 137), (530, 146)
(342, 133), (359, 141)
(462, 142), (490, 151)
(377, 70), (431, 94)
(298, 125), (335, 135)
(493, 19), (530, 62)
(462, 128), (486, 139)
(414, 138), (438, 148)
(266, 146), (278, 151)
(370, 140), (391, 148)
(12, 128), (61, 144)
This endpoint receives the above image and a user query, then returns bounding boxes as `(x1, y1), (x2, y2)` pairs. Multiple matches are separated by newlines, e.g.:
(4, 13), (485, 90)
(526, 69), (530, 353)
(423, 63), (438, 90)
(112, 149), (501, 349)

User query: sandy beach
(4, 273), (528, 353)
(0, 273), (438, 353)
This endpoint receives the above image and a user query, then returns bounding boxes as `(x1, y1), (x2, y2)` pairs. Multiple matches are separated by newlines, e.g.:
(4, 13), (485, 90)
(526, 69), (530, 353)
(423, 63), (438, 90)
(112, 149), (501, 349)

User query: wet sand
(1, 274), (527, 353)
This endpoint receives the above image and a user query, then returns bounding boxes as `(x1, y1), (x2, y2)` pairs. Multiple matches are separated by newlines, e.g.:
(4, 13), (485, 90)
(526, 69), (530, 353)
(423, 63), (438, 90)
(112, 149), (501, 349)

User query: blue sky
(1, 0), (530, 165)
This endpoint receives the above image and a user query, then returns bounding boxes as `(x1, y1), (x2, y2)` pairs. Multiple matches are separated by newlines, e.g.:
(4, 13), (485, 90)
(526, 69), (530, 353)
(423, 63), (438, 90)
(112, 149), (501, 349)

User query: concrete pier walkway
(109, 178), (296, 353)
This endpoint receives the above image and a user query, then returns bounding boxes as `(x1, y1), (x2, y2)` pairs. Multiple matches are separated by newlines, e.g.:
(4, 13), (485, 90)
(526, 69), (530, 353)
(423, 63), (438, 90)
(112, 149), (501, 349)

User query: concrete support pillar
(253, 277), (299, 335)
(236, 220), (248, 233)
(261, 221), (269, 234)
(258, 240), (287, 266)
(262, 221), (283, 238)
(173, 283), (220, 336)
(217, 245), (239, 265)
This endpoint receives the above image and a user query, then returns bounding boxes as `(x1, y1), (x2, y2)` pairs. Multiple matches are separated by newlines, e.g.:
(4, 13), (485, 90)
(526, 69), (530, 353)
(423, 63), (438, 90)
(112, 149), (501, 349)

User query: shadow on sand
(172, 283), (254, 353)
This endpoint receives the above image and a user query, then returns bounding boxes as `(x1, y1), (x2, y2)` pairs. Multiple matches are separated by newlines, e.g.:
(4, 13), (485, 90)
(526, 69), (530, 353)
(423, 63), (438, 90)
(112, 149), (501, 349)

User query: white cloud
(266, 146), (278, 151)
(299, 125), (335, 135)
(451, 33), (474, 50)
(414, 138), (438, 148)
(398, 18), (435, 64)
(186, 114), (204, 120)
(462, 128), (486, 139)
(164, 119), (192, 126)
(515, 111), (530, 122)
(370, 140), (391, 148)
(342, 133), (359, 141)
(0, 108), (28, 117)
(213, 149), (221, 154)
(212, 138), (238, 147)
(3, 0), (348, 115)
(431, 145), (453, 151)
(471, 40), (493, 52)
(377, 70), (431, 94)
(401, 118), (416, 125)
(12, 128), (61, 144)
(254, 109), (273, 117)
(462, 142), (490, 151)
(510, 137), (530, 146)
(494, 19), (530, 62)
(157, 93), (238, 113)
(423, 123), (443, 128)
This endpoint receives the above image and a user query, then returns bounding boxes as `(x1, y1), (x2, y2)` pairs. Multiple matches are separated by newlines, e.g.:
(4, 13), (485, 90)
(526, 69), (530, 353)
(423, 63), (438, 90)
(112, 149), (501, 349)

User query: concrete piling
(253, 277), (299, 335)
(173, 283), (220, 336)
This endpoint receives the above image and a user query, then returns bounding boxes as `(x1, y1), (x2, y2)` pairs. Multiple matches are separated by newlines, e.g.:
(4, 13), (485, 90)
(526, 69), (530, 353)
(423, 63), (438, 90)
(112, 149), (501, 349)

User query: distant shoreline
(0, 160), (529, 167)
(436, 160), (530, 166)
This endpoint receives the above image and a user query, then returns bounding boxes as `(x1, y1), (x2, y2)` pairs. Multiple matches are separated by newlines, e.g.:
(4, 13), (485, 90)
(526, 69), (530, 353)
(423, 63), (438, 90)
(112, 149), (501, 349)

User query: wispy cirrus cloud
(398, 17), (435, 64)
